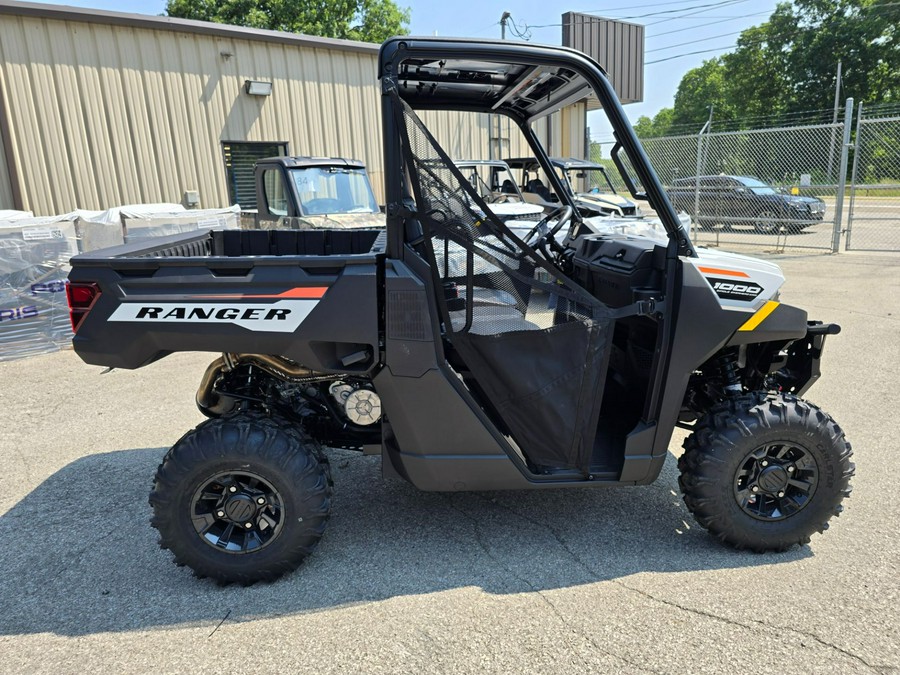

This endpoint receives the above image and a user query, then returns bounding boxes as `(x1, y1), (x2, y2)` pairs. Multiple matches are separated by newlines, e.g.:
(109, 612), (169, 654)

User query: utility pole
(700, 104), (713, 172)
(831, 61), (843, 128)
(827, 60), (842, 182)
(500, 12), (510, 40)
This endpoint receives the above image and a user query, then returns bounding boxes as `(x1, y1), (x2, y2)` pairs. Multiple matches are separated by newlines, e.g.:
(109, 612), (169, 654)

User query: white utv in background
(65, 37), (853, 584)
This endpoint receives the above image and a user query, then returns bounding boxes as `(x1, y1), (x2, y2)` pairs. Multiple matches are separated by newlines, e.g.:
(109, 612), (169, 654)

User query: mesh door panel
(396, 97), (614, 473)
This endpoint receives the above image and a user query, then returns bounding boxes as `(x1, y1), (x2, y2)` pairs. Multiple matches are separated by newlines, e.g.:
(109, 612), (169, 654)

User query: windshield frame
(455, 161), (529, 203)
(287, 166), (380, 216)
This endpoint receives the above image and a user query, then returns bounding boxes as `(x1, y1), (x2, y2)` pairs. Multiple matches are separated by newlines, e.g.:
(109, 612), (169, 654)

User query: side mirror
(735, 187), (746, 194)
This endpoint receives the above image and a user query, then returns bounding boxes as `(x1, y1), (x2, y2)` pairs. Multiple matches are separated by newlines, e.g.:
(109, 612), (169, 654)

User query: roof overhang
(380, 38), (598, 122)
(0, 1), (379, 54)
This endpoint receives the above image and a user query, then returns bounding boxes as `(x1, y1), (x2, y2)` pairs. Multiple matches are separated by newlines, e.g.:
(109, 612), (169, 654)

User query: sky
(27, 0), (783, 140)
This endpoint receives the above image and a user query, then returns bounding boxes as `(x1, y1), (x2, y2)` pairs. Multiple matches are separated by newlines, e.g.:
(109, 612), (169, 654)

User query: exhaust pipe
(195, 353), (323, 416)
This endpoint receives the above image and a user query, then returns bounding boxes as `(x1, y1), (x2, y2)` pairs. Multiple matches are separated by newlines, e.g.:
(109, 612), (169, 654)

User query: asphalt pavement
(0, 251), (898, 674)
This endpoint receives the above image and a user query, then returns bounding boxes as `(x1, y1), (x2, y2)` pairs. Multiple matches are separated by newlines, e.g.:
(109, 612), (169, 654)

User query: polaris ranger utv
(66, 37), (853, 584)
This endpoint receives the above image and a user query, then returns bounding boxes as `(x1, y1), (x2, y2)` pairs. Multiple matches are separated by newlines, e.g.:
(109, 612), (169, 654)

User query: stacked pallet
(0, 205), (241, 362)
(0, 219), (78, 361)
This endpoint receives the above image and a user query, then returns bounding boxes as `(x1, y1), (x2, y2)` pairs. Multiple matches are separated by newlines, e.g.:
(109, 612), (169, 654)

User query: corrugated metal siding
(0, 107), (12, 209)
(564, 103), (587, 158)
(0, 13), (578, 215)
(562, 12), (644, 105)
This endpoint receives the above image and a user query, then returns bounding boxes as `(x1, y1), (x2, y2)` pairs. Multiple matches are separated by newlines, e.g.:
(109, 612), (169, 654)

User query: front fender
(726, 301), (808, 346)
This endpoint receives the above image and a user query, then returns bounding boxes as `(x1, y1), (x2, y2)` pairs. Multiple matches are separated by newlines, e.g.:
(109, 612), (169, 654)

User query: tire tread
(149, 411), (333, 585)
(678, 392), (854, 552)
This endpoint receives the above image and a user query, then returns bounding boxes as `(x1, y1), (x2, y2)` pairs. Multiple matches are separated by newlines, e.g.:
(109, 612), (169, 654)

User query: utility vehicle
(254, 156), (384, 230)
(66, 37), (853, 584)
(453, 159), (545, 221)
(506, 156), (641, 217)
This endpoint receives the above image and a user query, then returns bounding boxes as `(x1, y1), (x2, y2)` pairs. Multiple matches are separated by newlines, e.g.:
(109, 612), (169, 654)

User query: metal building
(0, 2), (589, 215)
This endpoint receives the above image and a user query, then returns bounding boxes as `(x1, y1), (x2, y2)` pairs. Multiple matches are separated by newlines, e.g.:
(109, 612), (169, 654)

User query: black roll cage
(378, 36), (697, 260)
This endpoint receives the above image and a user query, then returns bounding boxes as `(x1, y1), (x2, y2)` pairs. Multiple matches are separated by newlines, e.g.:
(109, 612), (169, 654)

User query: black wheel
(678, 392), (853, 552)
(150, 413), (332, 584)
(754, 209), (782, 234)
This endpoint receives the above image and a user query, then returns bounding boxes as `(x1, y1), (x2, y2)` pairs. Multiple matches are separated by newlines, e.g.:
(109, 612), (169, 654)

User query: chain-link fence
(846, 105), (900, 251)
(591, 110), (856, 253)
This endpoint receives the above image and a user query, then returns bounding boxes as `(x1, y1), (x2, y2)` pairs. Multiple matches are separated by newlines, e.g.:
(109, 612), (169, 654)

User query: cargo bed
(68, 228), (386, 370)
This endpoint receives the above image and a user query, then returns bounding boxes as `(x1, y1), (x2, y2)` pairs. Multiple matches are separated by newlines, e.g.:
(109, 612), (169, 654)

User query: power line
(506, 15), (532, 40)
(642, 0), (751, 27)
(577, 0), (748, 12)
(470, 20), (501, 37)
(526, 0), (752, 29)
(623, 0), (751, 22)
(647, 11), (772, 38)
(647, 29), (743, 52)
(646, 1), (900, 65)
(646, 44), (737, 64)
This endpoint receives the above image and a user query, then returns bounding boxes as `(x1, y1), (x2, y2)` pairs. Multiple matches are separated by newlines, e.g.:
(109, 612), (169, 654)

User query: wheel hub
(224, 494), (257, 522)
(191, 471), (284, 553)
(757, 465), (789, 494)
(734, 442), (819, 521)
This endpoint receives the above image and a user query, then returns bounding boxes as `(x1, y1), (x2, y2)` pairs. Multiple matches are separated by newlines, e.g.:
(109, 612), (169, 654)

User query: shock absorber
(716, 350), (743, 396)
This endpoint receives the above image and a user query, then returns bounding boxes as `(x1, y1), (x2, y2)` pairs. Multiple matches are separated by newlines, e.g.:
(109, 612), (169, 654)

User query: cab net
(394, 95), (618, 474)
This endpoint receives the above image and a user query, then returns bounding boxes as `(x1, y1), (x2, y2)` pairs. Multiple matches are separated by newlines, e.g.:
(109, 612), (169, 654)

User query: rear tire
(150, 412), (332, 584)
(678, 392), (853, 552)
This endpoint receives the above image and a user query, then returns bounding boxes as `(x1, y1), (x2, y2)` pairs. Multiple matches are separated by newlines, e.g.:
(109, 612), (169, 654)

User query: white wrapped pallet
(122, 205), (241, 242)
(77, 203), (184, 252)
(0, 220), (78, 361)
(0, 210), (34, 221)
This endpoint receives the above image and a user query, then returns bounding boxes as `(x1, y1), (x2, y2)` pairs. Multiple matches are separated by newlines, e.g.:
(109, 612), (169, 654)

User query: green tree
(720, 16), (793, 122)
(671, 58), (735, 129)
(166, 0), (411, 43)
(777, 0), (899, 111)
(633, 107), (676, 138)
(662, 0), (900, 129)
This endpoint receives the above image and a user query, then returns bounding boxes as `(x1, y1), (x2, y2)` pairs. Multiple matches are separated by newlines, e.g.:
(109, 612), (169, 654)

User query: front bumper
(775, 321), (841, 396)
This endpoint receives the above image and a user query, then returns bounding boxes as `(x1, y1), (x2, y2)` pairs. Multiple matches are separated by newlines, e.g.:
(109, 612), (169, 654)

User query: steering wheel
(522, 205), (574, 251)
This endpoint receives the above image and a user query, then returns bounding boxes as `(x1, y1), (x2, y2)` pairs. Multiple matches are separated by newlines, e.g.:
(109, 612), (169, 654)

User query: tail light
(65, 282), (100, 333)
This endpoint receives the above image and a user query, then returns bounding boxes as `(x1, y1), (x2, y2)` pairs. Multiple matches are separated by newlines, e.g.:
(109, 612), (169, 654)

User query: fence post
(832, 98), (854, 253)
(845, 101), (863, 251)
(692, 122), (710, 241)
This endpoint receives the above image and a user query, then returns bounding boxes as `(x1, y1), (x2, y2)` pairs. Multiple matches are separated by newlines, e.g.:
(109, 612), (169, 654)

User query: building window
(222, 141), (288, 209)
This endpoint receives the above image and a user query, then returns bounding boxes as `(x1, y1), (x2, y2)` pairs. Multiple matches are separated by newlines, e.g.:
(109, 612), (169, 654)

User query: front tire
(678, 393), (853, 552)
(754, 209), (782, 234)
(150, 413), (332, 584)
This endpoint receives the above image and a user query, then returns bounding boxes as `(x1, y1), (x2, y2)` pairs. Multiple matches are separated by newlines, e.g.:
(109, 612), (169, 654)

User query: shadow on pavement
(0, 446), (810, 636)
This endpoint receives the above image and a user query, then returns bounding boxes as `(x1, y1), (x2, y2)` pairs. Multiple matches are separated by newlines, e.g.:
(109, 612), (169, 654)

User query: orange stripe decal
(697, 266), (750, 278)
(263, 287), (329, 299)
(192, 287), (329, 300)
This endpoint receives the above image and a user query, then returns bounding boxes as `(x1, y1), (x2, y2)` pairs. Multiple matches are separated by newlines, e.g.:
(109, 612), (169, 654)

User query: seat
(525, 179), (554, 202)
(450, 304), (539, 335)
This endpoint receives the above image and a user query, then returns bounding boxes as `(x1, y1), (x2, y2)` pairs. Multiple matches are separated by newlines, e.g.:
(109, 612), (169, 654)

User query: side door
(256, 165), (295, 228)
